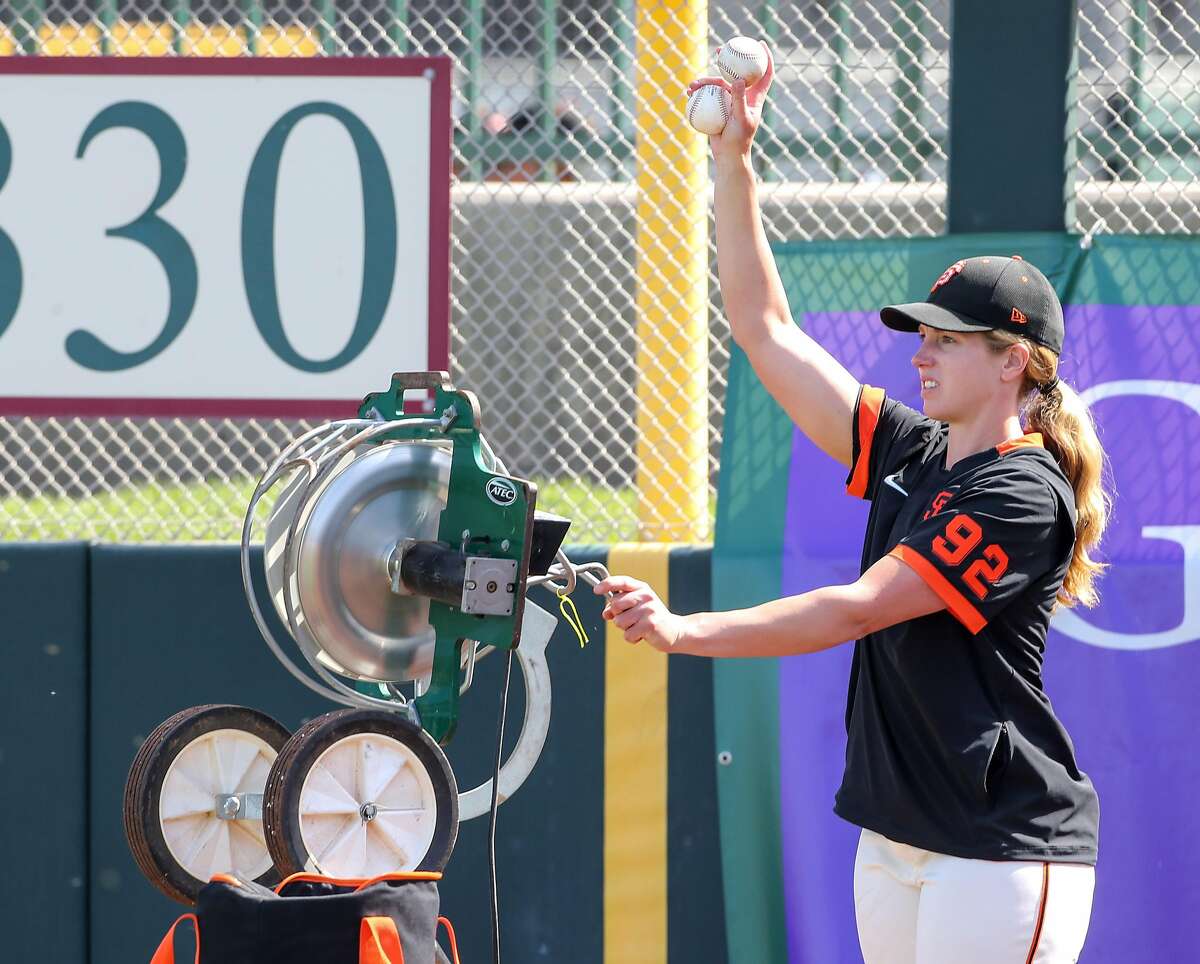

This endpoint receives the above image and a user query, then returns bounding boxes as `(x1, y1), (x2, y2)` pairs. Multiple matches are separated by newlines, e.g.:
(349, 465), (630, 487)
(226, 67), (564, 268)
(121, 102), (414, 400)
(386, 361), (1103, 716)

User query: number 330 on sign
(0, 61), (448, 406)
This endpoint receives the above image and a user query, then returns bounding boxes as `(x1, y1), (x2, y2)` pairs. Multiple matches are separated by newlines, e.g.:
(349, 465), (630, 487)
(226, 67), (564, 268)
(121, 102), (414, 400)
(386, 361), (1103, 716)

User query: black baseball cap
(879, 255), (1064, 354)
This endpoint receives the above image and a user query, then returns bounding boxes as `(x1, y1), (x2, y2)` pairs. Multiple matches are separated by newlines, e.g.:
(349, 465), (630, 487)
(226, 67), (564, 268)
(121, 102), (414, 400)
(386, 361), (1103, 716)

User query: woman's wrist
(713, 152), (755, 182)
(673, 611), (714, 657)
(673, 612), (696, 654)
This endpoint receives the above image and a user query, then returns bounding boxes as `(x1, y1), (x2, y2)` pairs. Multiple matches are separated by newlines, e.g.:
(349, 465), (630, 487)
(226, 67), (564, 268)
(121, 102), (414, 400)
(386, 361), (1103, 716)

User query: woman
(594, 47), (1110, 964)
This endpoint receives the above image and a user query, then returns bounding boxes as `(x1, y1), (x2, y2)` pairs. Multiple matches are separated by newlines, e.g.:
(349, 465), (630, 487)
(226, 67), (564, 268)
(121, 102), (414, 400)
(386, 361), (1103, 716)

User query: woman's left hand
(594, 575), (687, 652)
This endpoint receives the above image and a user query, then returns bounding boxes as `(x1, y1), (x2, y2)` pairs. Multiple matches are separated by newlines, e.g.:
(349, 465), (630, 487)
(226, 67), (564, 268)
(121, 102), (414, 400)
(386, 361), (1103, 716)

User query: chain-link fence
(2, 1), (952, 542)
(1073, 0), (1200, 234)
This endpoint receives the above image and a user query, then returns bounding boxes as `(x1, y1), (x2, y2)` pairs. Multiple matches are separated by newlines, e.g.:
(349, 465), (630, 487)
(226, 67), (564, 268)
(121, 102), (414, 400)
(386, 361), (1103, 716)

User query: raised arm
(690, 48), (860, 467)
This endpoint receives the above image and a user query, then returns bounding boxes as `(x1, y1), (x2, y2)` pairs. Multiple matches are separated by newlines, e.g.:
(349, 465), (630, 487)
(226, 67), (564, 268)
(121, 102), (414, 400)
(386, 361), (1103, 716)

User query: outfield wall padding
(1, 542), (722, 964)
(0, 542), (90, 964)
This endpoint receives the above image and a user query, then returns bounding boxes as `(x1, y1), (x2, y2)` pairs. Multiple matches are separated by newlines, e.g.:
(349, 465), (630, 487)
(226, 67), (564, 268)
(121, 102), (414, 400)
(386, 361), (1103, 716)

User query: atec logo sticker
(486, 477), (518, 506)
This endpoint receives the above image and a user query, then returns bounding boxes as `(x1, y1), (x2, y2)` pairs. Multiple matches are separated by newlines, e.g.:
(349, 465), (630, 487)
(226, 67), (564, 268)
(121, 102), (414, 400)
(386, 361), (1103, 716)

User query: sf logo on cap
(931, 260), (967, 294)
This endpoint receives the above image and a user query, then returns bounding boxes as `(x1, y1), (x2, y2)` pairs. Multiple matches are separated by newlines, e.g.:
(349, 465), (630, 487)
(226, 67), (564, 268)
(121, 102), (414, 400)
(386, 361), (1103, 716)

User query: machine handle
(457, 599), (556, 821)
(387, 371), (454, 392)
(368, 371), (483, 433)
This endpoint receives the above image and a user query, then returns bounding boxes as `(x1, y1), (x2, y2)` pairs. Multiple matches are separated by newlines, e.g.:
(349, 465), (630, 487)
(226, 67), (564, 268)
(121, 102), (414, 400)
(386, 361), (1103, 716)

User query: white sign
(0, 59), (451, 414)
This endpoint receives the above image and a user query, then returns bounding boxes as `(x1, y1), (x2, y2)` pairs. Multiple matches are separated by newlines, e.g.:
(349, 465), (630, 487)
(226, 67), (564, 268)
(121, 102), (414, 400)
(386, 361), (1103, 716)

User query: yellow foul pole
(635, 0), (710, 543)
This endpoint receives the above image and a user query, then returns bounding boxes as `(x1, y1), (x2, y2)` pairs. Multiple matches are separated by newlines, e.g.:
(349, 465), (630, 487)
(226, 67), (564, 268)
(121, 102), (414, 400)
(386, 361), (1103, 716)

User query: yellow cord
(557, 591), (589, 648)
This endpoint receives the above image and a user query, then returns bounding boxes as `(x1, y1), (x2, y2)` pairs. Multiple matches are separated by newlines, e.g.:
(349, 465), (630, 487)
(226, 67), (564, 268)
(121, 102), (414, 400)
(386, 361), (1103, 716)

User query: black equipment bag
(150, 872), (460, 964)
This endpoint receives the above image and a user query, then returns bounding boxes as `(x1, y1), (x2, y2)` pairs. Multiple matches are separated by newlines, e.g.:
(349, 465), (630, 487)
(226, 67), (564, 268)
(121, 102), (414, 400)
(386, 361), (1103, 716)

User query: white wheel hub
(159, 728), (277, 883)
(298, 732), (438, 878)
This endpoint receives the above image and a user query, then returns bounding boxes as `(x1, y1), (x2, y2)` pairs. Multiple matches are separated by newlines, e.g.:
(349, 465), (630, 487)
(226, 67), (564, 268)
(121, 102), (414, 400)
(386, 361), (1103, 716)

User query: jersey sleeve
(845, 385), (936, 501)
(888, 460), (1064, 634)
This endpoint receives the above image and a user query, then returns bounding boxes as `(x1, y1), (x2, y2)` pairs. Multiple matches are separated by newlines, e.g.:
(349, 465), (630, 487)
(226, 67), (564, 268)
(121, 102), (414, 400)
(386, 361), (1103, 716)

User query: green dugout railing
(3, 0), (945, 184)
(9, 0), (1200, 184)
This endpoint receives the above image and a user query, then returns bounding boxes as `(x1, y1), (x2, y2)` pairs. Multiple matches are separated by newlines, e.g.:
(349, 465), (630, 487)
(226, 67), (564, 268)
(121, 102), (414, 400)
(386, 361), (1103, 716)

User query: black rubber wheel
(263, 708), (458, 879)
(124, 704), (291, 904)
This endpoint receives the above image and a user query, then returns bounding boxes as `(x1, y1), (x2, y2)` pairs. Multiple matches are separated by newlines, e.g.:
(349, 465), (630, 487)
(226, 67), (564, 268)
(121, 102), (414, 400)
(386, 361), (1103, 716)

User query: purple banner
(779, 306), (1200, 962)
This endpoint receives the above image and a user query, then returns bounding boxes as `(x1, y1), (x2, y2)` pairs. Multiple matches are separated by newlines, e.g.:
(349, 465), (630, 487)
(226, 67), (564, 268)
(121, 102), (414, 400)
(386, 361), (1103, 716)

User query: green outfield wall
(0, 542), (723, 964)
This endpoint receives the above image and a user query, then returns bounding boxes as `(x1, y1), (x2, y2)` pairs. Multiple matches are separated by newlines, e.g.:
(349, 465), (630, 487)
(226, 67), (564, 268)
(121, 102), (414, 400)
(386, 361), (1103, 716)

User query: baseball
(717, 36), (768, 87)
(686, 83), (732, 136)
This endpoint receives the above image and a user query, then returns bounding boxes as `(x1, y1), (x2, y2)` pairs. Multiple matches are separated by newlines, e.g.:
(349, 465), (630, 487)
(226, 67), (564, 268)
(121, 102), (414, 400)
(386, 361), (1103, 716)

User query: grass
(1, 475), (715, 544)
(0, 477), (263, 543)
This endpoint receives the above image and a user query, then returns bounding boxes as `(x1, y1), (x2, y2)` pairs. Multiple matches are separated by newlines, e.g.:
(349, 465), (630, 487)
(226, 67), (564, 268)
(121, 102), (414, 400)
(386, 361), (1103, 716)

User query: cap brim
(880, 302), (994, 334)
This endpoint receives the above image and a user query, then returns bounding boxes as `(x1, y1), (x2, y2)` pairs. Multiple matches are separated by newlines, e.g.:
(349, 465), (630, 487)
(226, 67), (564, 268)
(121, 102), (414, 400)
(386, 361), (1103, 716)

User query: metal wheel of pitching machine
(125, 372), (606, 904)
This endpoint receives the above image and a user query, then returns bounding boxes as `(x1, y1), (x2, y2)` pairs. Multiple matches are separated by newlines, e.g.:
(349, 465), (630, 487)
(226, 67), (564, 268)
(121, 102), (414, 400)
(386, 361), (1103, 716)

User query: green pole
(759, 0), (779, 182)
(17, 0), (44, 54)
(172, 0), (190, 54)
(243, 0), (262, 54)
(318, 0), (335, 55)
(947, 0), (1075, 232)
(465, 0), (483, 180)
(1127, 0), (1149, 178)
(831, 0), (849, 181)
(389, 0), (408, 53)
(1064, 9), (1080, 231)
(612, 0), (634, 180)
(894, 0), (924, 180)
(99, 0), (117, 54)
(1130, 0), (1147, 90)
(540, 0), (557, 182)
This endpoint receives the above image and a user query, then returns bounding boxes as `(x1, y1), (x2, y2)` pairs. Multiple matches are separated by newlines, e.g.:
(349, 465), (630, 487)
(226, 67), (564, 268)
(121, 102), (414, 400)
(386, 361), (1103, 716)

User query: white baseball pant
(853, 828), (1095, 964)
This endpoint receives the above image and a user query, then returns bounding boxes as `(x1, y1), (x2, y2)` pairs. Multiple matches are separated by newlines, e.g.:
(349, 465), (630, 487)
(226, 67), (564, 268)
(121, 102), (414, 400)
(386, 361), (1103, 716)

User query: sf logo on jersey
(923, 489), (955, 521)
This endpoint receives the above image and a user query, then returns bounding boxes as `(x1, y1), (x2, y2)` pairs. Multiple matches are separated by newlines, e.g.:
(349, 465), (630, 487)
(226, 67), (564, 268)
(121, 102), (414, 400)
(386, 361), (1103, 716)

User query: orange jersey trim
(846, 385), (885, 498)
(997, 432), (1043, 455)
(890, 544), (987, 634)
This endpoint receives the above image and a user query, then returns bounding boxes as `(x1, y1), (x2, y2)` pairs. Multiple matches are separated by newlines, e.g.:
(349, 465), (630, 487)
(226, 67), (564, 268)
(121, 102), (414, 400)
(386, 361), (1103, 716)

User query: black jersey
(832, 385), (1099, 864)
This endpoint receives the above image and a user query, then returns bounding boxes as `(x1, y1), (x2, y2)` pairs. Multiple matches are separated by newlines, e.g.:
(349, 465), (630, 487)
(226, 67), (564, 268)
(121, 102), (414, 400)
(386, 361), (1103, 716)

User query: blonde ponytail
(985, 331), (1113, 608)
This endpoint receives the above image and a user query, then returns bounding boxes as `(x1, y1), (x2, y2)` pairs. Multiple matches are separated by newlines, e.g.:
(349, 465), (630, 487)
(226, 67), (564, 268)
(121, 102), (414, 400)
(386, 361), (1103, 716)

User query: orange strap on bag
(150, 913), (199, 964)
(359, 916), (405, 964)
(275, 870), (442, 894)
(357, 914), (460, 964)
(353, 872), (443, 891)
(437, 917), (461, 964)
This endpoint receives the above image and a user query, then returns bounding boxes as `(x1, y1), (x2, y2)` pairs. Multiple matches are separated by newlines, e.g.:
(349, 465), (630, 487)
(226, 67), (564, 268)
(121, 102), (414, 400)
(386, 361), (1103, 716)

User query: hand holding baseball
(686, 39), (774, 161)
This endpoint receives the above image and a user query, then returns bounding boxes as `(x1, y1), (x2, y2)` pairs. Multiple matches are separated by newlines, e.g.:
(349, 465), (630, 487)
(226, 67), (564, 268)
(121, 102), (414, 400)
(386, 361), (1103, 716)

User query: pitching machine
(124, 372), (606, 904)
